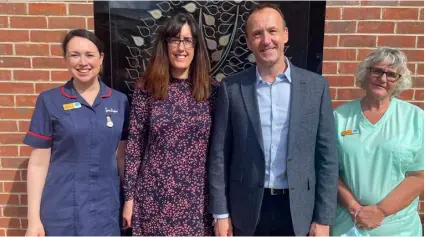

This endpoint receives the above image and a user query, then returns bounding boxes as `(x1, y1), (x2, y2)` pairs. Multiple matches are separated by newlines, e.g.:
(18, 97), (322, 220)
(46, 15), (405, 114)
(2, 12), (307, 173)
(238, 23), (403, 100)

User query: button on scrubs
(331, 98), (424, 236)
(23, 79), (129, 236)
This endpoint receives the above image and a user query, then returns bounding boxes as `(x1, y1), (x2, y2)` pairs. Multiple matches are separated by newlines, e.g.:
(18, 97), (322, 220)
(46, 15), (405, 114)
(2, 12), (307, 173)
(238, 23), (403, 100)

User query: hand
(122, 199), (134, 229)
(355, 205), (385, 229)
(308, 222), (329, 236)
(214, 217), (233, 236)
(26, 219), (45, 236)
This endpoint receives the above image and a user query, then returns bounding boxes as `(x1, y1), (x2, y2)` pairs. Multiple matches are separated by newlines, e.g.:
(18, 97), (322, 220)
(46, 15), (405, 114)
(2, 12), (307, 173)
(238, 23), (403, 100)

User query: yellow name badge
(62, 102), (82, 111)
(341, 129), (359, 136)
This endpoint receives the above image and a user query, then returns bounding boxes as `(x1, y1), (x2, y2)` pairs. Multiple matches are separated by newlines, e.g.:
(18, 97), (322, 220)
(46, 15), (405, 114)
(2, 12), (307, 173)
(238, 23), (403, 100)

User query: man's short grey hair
(356, 47), (412, 96)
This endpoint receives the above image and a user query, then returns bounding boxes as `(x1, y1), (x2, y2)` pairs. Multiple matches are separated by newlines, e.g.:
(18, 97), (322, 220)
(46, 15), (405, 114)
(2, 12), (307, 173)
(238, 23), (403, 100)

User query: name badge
(341, 129), (359, 136)
(63, 102), (81, 111)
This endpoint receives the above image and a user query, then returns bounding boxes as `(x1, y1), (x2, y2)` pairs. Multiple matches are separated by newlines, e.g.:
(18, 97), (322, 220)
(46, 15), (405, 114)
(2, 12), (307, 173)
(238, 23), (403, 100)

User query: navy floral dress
(124, 78), (218, 236)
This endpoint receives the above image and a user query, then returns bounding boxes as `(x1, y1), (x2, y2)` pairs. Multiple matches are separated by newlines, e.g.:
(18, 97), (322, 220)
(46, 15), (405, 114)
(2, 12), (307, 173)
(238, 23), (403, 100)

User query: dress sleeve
(123, 88), (150, 201)
(121, 95), (130, 141)
(22, 94), (52, 148)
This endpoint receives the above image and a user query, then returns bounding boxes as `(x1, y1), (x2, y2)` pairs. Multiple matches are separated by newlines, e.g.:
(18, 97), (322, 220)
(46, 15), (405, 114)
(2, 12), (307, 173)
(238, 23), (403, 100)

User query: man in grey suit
(209, 3), (338, 236)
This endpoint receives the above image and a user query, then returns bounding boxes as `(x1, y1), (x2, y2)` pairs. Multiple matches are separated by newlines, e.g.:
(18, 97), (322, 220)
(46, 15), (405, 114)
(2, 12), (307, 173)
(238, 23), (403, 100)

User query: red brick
(0, 30), (29, 42)
(0, 121), (18, 132)
(411, 101), (424, 109)
(7, 229), (26, 236)
(0, 229), (5, 236)
(327, 76), (355, 87)
(325, 21), (356, 33)
(323, 48), (356, 61)
(30, 30), (67, 43)
(32, 57), (66, 69)
(21, 218), (28, 229)
(18, 121), (30, 132)
(399, 0), (424, 6)
(0, 95), (14, 106)
(1, 158), (28, 169)
(87, 17), (94, 30)
(396, 22), (424, 34)
(0, 3), (27, 15)
(397, 89), (414, 100)
(327, 1), (360, 6)
(337, 88), (365, 100)
(15, 44), (49, 56)
(383, 8), (419, 20)
(48, 17), (86, 29)
(407, 64), (416, 74)
(332, 101), (348, 109)
(50, 44), (63, 56)
(420, 8), (424, 20)
(0, 146), (18, 156)
(339, 62), (358, 74)
(0, 82), (33, 94)
(35, 83), (63, 93)
(3, 207), (26, 218)
(14, 70), (49, 81)
(342, 7), (381, 20)
(29, 3), (66, 15)
(340, 35), (376, 47)
(10, 16), (47, 29)
(3, 181), (26, 192)
(378, 36), (416, 48)
(0, 108), (34, 120)
(358, 21), (395, 34)
(0, 57), (31, 68)
(0, 44), (13, 55)
(361, 0), (398, 5)
(51, 70), (71, 81)
(0, 70), (11, 80)
(0, 134), (24, 145)
(357, 49), (374, 60)
(0, 218), (20, 228)
(69, 3), (94, 16)
(415, 89), (424, 100)
(329, 88), (337, 99)
(322, 62), (338, 74)
(20, 195), (27, 205)
(418, 36), (423, 48)
(325, 7), (341, 20)
(324, 35), (338, 47)
(404, 50), (424, 62)
(16, 95), (37, 107)
(0, 170), (19, 181)
(0, 16), (8, 28)
(20, 146), (32, 157)
(417, 64), (424, 75)
(0, 194), (19, 205)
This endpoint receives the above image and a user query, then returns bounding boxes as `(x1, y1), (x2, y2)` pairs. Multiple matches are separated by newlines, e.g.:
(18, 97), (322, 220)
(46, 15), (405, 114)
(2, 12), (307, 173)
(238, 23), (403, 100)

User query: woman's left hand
(355, 205), (385, 229)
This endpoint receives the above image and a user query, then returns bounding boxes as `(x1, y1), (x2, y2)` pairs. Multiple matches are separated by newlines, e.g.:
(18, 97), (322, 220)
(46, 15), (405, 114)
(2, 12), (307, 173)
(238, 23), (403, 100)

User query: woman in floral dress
(122, 13), (218, 236)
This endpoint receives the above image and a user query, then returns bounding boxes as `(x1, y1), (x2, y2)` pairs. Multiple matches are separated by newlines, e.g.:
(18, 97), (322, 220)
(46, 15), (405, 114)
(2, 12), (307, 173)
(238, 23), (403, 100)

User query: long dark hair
(138, 13), (211, 102)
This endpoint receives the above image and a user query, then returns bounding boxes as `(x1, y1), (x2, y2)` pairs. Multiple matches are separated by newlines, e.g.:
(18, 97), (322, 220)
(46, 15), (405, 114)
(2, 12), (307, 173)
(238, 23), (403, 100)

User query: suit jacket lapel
(287, 64), (306, 153)
(241, 66), (264, 153)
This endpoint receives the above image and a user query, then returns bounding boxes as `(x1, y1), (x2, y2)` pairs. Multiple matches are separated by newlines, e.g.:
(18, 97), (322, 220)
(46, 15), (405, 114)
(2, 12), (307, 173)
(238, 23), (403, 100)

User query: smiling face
(365, 61), (399, 100)
(246, 7), (288, 68)
(65, 36), (104, 83)
(167, 23), (195, 78)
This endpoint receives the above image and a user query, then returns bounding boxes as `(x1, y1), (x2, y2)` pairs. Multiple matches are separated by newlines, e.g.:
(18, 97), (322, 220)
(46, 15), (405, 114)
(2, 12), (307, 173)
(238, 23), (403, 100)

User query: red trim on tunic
(61, 86), (77, 99)
(28, 131), (52, 141)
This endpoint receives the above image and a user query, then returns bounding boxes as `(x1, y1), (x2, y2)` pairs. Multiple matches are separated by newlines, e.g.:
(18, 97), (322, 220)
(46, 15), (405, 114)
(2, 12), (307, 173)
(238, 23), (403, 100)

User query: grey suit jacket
(208, 63), (339, 235)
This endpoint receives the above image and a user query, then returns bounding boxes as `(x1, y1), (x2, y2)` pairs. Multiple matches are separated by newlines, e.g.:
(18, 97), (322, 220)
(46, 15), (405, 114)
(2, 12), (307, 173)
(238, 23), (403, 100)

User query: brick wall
(0, 1), (423, 235)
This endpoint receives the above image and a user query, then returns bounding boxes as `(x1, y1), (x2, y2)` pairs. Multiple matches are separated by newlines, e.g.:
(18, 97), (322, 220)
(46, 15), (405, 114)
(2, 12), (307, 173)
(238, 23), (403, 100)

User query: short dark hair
(245, 3), (286, 34)
(61, 29), (104, 57)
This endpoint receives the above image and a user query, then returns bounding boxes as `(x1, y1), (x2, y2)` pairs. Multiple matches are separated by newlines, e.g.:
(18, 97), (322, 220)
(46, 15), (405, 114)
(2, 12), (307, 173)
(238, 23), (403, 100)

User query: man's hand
(214, 217), (233, 236)
(356, 205), (385, 229)
(309, 222), (329, 236)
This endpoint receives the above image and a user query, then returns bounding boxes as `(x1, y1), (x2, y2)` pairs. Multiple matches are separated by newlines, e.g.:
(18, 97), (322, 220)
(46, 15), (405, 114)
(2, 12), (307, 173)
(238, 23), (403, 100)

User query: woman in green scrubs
(331, 47), (424, 236)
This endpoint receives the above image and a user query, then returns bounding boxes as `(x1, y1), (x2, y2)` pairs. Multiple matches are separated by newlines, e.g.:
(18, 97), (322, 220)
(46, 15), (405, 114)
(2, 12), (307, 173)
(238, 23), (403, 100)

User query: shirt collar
(256, 57), (292, 84)
(61, 78), (112, 99)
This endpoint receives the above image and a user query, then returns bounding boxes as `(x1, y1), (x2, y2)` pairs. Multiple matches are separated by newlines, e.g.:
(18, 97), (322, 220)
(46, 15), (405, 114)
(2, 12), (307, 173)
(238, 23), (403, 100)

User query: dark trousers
(234, 189), (295, 236)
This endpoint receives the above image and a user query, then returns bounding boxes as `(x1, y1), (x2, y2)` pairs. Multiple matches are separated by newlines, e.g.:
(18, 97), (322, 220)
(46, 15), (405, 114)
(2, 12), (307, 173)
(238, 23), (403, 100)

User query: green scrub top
(331, 98), (424, 236)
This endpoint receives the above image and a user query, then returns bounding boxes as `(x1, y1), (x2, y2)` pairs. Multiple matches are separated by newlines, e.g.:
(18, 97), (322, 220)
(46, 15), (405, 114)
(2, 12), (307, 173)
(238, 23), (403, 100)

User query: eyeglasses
(368, 67), (401, 82)
(167, 37), (196, 48)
